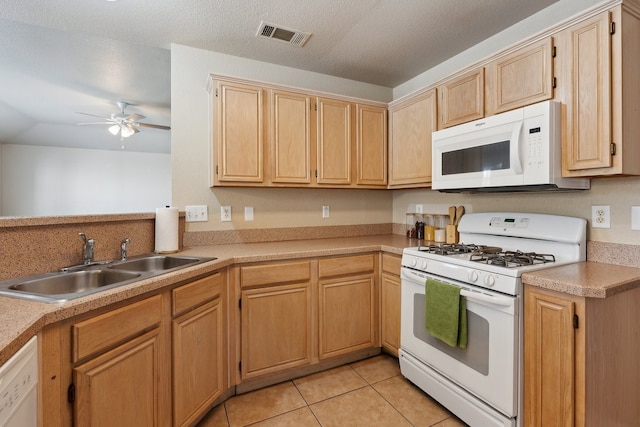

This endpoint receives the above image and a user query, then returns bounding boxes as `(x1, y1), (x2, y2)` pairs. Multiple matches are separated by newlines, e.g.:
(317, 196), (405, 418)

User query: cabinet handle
(610, 22), (616, 35)
(610, 143), (617, 156)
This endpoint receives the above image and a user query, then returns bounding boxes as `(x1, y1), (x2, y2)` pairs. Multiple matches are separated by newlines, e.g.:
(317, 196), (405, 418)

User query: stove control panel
(489, 216), (530, 228)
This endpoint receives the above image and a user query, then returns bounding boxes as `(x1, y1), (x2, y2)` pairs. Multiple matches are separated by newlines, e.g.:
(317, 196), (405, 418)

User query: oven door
(400, 267), (518, 417)
(432, 107), (525, 190)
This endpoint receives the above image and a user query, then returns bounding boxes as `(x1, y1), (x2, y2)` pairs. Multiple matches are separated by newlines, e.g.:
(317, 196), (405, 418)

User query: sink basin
(2, 269), (142, 302)
(109, 255), (207, 272)
(0, 254), (216, 303)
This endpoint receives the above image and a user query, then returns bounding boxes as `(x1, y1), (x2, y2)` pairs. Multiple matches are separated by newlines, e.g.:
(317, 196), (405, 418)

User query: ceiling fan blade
(76, 112), (109, 119)
(136, 122), (171, 130)
(126, 113), (145, 122)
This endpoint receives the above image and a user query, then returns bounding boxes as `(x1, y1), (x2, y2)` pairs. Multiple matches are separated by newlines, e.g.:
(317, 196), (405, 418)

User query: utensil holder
(446, 224), (459, 244)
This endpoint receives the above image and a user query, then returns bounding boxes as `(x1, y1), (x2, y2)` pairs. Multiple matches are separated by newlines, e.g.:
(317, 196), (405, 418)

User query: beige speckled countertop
(2, 235), (640, 365)
(522, 261), (640, 298)
(0, 235), (410, 365)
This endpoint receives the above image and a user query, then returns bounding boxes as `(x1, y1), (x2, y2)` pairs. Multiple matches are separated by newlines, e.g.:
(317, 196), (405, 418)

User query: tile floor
(197, 354), (468, 427)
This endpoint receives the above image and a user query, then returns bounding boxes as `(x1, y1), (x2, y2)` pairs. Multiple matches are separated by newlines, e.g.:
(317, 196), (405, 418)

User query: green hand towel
(425, 279), (468, 348)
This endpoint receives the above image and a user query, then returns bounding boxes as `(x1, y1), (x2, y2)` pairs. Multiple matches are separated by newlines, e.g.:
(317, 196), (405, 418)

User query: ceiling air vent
(256, 21), (311, 47)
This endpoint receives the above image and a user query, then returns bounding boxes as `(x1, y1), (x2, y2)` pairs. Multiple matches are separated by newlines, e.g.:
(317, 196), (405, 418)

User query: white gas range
(399, 212), (586, 427)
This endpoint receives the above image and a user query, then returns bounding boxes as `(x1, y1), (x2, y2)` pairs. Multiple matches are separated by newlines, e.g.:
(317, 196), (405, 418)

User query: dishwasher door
(0, 336), (38, 427)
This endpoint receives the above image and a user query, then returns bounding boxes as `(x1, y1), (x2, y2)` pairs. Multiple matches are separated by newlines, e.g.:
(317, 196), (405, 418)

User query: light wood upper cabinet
(211, 76), (387, 188)
(212, 80), (265, 185)
(388, 89), (437, 188)
(558, 6), (640, 177)
(271, 90), (313, 184)
(316, 97), (353, 185)
(485, 37), (555, 116)
(356, 104), (388, 186)
(438, 68), (484, 128)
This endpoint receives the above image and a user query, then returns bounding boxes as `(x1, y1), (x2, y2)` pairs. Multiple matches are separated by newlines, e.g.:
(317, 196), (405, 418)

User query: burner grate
(470, 250), (556, 268)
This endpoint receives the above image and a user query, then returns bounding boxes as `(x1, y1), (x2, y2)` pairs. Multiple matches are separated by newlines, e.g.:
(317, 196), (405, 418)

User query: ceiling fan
(77, 101), (171, 139)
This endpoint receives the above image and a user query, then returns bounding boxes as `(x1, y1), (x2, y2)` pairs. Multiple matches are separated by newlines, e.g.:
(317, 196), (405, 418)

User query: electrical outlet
(591, 205), (610, 229)
(322, 205), (330, 218)
(415, 204), (424, 214)
(220, 206), (232, 222)
(185, 205), (208, 222)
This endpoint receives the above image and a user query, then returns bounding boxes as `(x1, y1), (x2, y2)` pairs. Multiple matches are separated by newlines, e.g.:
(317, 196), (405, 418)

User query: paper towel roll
(155, 206), (179, 253)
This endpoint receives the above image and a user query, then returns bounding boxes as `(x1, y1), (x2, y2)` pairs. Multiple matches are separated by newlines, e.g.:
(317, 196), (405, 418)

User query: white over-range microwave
(431, 100), (590, 192)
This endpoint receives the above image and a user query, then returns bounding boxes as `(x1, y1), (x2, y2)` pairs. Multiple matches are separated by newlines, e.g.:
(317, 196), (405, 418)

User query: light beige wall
(392, 177), (640, 244)
(170, 44), (393, 232)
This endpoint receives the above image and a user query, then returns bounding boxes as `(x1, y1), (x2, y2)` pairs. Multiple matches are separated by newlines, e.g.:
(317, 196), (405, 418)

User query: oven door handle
(460, 289), (513, 307)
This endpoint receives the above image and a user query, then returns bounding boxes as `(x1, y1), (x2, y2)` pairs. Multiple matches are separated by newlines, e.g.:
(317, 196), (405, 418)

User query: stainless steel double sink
(0, 254), (216, 303)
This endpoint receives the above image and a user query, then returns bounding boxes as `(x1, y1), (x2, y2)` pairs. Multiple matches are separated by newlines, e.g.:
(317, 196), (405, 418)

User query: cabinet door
(74, 329), (165, 427)
(213, 80), (265, 184)
(562, 12), (613, 172)
(271, 90), (312, 184)
(173, 298), (224, 427)
(380, 253), (401, 356)
(438, 68), (484, 128)
(486, 37), (555, 115)
(356, 104), (387, 186)
(316, 97), (352, 185)
(319, 275), (376, 359)
(388, 89), (437, 188)
(241, 283), (312, 379)
(524, 286), (576, 427)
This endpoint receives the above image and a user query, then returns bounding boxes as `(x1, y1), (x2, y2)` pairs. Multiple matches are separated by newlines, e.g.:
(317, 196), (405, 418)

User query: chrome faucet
(79, 232), (95, 265)
(120, 238), (131, 261)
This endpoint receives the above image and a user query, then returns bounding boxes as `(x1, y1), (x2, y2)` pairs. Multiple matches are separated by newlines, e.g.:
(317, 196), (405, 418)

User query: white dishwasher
(0, 336), (38, 427)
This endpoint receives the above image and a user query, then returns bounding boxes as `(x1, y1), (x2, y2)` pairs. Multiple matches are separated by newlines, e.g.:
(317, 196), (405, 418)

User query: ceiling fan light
(108, 124), (121, 136)
(121, 125), (135, 138)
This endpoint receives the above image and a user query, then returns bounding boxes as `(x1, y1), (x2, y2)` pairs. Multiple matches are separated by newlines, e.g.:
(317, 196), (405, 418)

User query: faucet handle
(121, 238), (131, 261)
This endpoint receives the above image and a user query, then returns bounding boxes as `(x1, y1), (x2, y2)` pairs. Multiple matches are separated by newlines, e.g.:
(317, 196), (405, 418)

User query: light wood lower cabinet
(318, 254), (377, 359)
(524, 284), (640, 426)
(239, 260), (313, 379)
(69, 294), (170, 427)
(380, 253), (401, 356)
(236, 254), (379, 385)
(172, 272), (226, 427)
(40, 271), (227, 427)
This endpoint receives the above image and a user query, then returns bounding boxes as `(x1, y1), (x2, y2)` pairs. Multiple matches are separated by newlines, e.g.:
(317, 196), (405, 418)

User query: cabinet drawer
(318, 254), (375, 279)
(173, 272), (223, 316)
(72, 295), (162, 363)
(382, 253), (401, 276)
(241, 261), (311, 288)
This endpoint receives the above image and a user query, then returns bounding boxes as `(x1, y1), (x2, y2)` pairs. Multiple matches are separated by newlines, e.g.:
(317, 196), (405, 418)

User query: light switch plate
(244, 206), (254, 221)
(632, 206), (640, 230)
(185, 205), (208, 222)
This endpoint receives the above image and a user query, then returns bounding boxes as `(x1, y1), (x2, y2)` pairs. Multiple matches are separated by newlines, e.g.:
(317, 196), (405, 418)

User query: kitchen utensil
(455, 206), (465, 225)
(449, 206), (456, 225)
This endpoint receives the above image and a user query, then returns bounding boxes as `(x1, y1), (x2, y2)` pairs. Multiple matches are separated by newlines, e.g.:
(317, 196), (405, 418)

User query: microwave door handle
(510, 121), (524, 174)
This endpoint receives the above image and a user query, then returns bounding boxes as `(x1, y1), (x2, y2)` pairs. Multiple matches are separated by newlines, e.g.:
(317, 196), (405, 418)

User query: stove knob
(420, 260), (428, 270)
(484, 275), (496, 287)
(410, 257), (417, 267)
(468, 271), (479, 282)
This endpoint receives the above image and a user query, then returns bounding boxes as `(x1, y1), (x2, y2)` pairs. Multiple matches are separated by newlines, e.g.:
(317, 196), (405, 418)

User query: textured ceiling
(0, 0), (557, 152)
